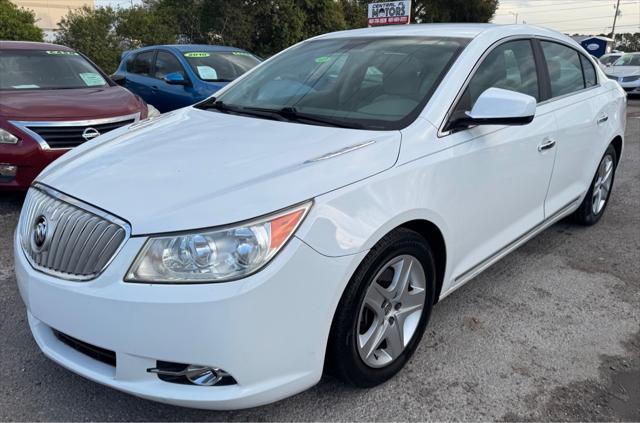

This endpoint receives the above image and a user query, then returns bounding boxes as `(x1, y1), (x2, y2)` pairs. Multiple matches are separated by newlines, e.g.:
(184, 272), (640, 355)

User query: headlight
(126, 201), (312, 283)
(147, 104), (161, 118)
(0, 128), (19, 144)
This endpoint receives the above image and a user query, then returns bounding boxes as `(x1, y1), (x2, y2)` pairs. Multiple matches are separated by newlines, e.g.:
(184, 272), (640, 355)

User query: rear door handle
(538, 138), (556, 152)
(597, 114), (609, 125)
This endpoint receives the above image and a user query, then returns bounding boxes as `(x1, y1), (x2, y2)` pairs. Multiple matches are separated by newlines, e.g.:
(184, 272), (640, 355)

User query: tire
(326, 228), (436, 388)
(572, 144), (618, 226)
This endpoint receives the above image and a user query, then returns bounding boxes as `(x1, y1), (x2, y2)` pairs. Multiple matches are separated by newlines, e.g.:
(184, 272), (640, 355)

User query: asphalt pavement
(1, 100), (639, 421)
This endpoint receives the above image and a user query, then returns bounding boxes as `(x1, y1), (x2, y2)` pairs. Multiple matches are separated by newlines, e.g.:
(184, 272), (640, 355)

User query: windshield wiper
(197, 100), (362, 129)
(245, 106), (364, 129)
(195, 98), (288, 121)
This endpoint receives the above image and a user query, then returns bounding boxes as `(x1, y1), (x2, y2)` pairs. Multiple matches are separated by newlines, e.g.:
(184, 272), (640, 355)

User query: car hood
(605, 66), (640, 77)
(38, 107), (401, 235)
(0, 86), (143, 120)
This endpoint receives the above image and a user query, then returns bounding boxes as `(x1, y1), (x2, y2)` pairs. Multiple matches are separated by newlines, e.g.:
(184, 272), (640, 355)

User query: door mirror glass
(463, 87), (536, 126)
(163, 72), (187, 85)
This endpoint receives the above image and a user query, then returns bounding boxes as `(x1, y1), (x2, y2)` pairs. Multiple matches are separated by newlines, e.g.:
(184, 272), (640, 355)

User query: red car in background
(0, 41), (156, 190)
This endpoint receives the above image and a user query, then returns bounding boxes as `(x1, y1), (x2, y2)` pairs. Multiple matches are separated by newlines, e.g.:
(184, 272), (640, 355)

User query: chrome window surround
(437, 35), (602, 138)
(9, 113), (140, 150)
(19, 183), (132, 282)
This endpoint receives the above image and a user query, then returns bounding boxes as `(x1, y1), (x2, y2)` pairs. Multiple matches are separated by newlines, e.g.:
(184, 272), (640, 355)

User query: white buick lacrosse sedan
(15, 24), (626, 409)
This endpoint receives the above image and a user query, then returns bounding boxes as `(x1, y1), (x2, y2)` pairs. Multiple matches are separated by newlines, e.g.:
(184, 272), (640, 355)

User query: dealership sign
(368, 1), (411, 27)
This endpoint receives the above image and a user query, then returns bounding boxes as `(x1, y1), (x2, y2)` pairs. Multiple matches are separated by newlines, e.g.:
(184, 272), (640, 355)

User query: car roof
(0, 40), (75, 51)
(312, 23), (571, 42)
(131, 44), (246, 54)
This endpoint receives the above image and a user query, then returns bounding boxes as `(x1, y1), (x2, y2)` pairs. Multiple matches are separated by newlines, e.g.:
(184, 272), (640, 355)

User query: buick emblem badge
(33, 215), (48, 249)
(82, 127), (101, 141)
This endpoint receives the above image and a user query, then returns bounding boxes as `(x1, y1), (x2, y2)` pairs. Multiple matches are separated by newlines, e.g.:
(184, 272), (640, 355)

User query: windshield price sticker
(184, 52), (210, 58)
(46, 50), (80, 56)
(368, 1), (411, 27)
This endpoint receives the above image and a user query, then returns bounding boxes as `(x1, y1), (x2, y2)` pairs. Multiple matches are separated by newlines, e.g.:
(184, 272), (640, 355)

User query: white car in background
(15, 24), (626, 409)
(600, 52), (623, 66)
(605, 52), (640, 95)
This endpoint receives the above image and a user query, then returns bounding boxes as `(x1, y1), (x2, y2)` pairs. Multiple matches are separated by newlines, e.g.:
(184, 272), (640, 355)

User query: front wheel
(326, 228), (436, 387)
(572, 144), (618, 225)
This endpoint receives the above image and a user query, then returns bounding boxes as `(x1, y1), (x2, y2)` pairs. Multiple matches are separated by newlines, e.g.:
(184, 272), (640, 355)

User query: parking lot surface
(1, 100), (639, 422)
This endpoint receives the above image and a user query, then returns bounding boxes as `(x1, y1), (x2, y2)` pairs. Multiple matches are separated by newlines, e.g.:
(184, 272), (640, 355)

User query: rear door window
(540, 41), (585, 98)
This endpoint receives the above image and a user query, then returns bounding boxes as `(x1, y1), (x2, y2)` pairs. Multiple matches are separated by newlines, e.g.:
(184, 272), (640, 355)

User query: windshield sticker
(315, 56), (332, 64)
(231, 51), (252, 56)
(184, 52), (210, 58)
(46, 50), (79, 56)
(12, 84), (40, 89)
(197, 65), (218, 80)
(79, 72), (106, 86)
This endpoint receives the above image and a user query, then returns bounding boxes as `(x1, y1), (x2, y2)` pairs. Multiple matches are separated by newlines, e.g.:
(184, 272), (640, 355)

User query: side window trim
(441, 37), (540, 134)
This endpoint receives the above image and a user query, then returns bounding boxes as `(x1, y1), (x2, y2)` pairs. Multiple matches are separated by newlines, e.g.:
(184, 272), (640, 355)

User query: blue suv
(112, 44), (261, 113)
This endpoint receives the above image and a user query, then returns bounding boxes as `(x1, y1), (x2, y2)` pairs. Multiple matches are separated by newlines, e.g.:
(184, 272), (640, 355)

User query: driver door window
(154, 51), (186, 80)
(451, 40), (539, 122)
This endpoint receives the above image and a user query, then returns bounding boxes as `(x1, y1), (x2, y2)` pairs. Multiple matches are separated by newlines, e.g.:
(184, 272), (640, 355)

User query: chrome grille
(19, 184), (130, 281)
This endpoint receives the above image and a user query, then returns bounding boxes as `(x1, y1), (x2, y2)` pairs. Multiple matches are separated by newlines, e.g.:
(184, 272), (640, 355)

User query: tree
(56, 5), (177, 74)
(116, 6), (176, 49)
(614, 32), (640, 52)
(249, 0), (305, 57)
(412, 0), (499, 23)
(0, 0), (43, 41)
(340, 0), (368, 29)
(56, 6), (122, 73)
(296, 0), (347, 38)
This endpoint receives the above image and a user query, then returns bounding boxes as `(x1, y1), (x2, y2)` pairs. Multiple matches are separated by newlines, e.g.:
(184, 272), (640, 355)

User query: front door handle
(597, 114), (609, 125)
(538, 138), (556, 152)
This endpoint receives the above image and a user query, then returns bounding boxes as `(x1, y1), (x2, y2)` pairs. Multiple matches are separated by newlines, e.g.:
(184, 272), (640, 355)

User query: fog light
(0, 163), (17, 177)
(147, 361), (236, 386)
(184, 366), (220, 386)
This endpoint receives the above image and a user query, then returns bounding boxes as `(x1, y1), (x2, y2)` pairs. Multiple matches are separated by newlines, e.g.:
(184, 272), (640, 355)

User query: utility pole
(509, 11), (518, 24)
(611, 0), (621, 39)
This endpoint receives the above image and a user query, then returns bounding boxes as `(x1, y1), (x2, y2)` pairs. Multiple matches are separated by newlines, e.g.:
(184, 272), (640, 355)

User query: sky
(99, 0), (640, 36)
(491, 0), (640, 35)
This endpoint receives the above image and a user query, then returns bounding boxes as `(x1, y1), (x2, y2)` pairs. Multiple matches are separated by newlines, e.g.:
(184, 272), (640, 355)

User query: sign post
(367, 1), (412, 27)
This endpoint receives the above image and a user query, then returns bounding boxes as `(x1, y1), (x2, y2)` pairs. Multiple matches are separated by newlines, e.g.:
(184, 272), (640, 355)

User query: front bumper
(0, 142), (66, 190)
(15, 232), (364, 409)
(618, 80), (640, 94)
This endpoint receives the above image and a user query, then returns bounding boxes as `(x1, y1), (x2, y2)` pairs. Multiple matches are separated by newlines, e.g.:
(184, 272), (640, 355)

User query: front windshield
(0, 50), (109, 90)
(210, 37), (467, 130)
(183, 51), (261, 82)
(600, 55), (620, 65)
(612, 54), (640, 66)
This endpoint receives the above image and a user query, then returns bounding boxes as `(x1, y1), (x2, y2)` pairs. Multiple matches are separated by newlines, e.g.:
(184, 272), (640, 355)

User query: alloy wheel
(356, 255), (426, 368)
(592, 154), (614, 215)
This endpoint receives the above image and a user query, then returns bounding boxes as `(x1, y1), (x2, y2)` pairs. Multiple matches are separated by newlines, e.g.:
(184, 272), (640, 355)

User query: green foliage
(0, 0), (43, 41)
(56, 5), (176, 73)
(54, 0), (500, 72)
(614, 32), (640, 52)
(56, 6), (122, 73)
(412, 0), (499, 23)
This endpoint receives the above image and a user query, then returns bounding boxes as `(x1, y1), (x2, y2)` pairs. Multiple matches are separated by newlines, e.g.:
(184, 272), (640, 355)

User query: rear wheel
(573, 144), (617, 225)
(326, 228), (436, 387)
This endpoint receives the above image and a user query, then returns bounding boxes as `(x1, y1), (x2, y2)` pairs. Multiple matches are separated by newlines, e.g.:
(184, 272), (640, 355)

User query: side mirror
(111, 74), (126, 85)
(461, 87), (536, 127)
(163, 72), (187, 85)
